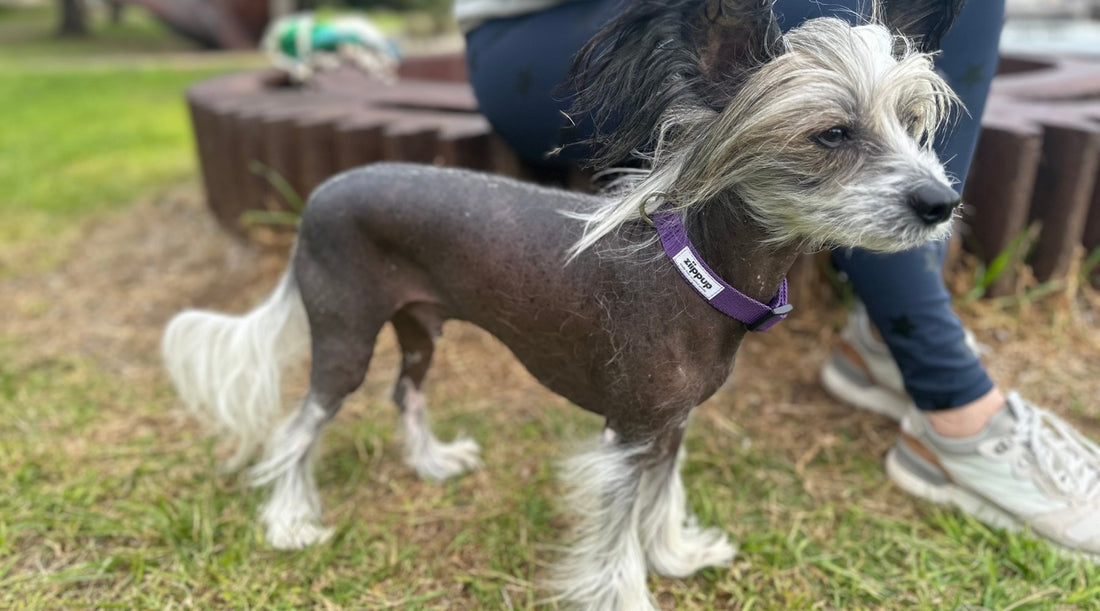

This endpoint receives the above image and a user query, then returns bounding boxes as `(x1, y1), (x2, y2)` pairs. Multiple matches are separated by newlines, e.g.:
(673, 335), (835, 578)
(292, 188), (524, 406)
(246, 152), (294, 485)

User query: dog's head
(570, 0), (966, 254)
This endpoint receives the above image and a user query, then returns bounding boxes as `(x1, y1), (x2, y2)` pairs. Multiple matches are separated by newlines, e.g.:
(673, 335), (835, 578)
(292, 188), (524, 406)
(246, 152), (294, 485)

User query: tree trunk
(108, 0), (125, 24)
(57, 0), (88, 37)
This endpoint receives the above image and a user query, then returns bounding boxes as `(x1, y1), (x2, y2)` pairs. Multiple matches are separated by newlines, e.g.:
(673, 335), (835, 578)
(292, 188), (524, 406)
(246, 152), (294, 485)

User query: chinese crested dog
(164, 1), (965, 608)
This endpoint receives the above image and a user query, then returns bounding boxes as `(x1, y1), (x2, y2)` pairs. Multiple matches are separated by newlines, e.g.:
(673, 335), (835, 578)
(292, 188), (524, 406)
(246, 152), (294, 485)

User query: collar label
(672, 246), (725, 300)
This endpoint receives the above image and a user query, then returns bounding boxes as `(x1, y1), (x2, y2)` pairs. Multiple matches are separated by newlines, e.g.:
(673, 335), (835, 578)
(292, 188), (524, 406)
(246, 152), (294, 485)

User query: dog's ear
(878, 0), (966, 52)
(567, 0), (786, 169)
(697, 0), (784, 84)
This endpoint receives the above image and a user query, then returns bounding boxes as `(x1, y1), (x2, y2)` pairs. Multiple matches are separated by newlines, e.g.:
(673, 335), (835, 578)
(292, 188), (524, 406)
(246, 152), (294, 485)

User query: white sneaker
(819, 301), (914, 421)
(819, 302), (986, 421)
(887, 392), (1100, 559)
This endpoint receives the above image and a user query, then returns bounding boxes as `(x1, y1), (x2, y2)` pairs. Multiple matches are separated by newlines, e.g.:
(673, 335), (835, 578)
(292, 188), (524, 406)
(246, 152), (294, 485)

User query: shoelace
(1008, 391), (1100, 501)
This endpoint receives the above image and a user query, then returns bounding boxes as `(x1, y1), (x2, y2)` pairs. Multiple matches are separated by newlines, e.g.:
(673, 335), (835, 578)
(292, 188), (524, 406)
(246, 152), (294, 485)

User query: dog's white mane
(566, 18), (957, 260)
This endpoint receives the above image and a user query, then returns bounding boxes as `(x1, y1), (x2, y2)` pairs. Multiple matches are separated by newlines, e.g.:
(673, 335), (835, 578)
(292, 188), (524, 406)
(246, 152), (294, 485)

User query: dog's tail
(162, 271), (309, 471)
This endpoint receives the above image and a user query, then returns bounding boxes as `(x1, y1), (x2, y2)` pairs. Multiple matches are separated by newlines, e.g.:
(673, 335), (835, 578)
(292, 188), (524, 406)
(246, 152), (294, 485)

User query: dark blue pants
(466, 0), (1005, 411)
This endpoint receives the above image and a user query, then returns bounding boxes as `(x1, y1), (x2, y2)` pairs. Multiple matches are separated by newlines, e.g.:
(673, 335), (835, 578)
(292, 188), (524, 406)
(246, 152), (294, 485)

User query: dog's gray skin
(164, 1), (965, 608)
(298, 165), (778, 442)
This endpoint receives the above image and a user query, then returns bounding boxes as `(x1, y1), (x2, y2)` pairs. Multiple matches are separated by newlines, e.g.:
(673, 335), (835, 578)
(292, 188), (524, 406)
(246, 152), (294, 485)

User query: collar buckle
(745, 303), (794, 332)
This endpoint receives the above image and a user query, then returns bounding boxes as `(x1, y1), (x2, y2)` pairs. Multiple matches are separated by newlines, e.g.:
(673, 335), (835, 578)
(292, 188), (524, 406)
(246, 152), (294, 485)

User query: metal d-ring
(639, 192), (673, 227)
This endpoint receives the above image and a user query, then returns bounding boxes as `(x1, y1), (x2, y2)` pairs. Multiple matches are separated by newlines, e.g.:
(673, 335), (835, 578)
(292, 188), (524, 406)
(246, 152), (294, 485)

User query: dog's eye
(814, 126), (850, 149)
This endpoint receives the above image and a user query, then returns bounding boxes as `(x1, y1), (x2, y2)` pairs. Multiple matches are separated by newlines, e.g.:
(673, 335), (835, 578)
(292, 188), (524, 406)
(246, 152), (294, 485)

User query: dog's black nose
(909, 183), (960, 225)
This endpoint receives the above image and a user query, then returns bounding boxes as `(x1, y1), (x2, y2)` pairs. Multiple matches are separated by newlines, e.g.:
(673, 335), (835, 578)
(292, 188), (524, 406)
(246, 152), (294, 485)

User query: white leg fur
(162, 272), (309, 471)
(249, 399), (333, 549)
(397, 378), (482, 481)
(638, 446), (736, 577)
(550, 437), (656, 611)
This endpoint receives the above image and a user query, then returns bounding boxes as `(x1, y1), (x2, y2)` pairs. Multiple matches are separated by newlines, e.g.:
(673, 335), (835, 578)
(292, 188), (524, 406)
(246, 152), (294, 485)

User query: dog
(164, 1), (964, 608)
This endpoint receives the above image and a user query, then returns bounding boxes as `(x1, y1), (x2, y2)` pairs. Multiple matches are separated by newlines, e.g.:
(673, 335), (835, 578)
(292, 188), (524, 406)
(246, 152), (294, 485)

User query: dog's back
(294, 163), (744, 423)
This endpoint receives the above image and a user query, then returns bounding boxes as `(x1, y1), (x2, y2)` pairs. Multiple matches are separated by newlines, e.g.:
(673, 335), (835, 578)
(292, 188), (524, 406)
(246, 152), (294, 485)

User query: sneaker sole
(820, 359), (912, 422)
(886, 446), (1100, 562)
(885, 446), (1020, 530)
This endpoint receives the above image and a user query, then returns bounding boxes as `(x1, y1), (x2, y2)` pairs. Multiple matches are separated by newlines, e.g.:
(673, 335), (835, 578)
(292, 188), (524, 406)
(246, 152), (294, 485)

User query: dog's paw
(265, 521), (335, 550)
(646, 524), (736, 578)
(409, 435), (482, 482)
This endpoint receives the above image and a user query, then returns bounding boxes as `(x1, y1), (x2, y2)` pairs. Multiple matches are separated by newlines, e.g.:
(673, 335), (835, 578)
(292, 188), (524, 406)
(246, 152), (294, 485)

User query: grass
(2, 69), (207, 239)
(2, 332), (1097, 609)
(2, 336), (1091, 607)
(0, 3), (263, 262)
(1, 3), (1098, 609)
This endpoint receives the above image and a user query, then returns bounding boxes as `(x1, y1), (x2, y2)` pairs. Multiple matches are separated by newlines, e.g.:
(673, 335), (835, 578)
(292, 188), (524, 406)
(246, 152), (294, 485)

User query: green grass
(0, 4), (261, 251)
(1, 69), (206, 240)
(2, 339), (1097, 609)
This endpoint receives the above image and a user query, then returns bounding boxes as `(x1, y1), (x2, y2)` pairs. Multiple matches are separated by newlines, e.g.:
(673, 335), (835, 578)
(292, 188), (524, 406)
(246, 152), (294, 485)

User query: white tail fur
(162, 272), (309, 471)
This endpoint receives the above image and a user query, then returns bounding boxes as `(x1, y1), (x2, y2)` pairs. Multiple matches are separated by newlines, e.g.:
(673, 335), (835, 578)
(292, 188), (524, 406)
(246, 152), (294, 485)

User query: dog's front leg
(637, 428), (736, 577)
(550, 428), (655, 611)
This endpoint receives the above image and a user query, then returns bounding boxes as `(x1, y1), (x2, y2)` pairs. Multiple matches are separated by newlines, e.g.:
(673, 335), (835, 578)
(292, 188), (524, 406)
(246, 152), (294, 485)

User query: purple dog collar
(651, 204), (792, 332)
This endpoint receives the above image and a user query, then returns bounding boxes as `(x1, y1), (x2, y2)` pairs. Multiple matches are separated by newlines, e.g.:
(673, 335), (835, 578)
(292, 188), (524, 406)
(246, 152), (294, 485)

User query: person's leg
(464, 0), (622, 166)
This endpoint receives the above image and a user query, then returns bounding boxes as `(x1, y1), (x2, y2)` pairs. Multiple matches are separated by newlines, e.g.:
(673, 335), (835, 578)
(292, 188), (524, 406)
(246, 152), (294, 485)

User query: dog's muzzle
(908, 182), (960, 225)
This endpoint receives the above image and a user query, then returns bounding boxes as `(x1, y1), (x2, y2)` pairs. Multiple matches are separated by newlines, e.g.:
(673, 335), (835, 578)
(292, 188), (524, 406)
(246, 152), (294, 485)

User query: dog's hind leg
(249, 391), (339, 549)
(551, 428), (655, 611)
(249, 320), (381, 549)
(391, 305), (482, 481)
(637, 427), (736, 577)
(249, 248), (388, 549)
